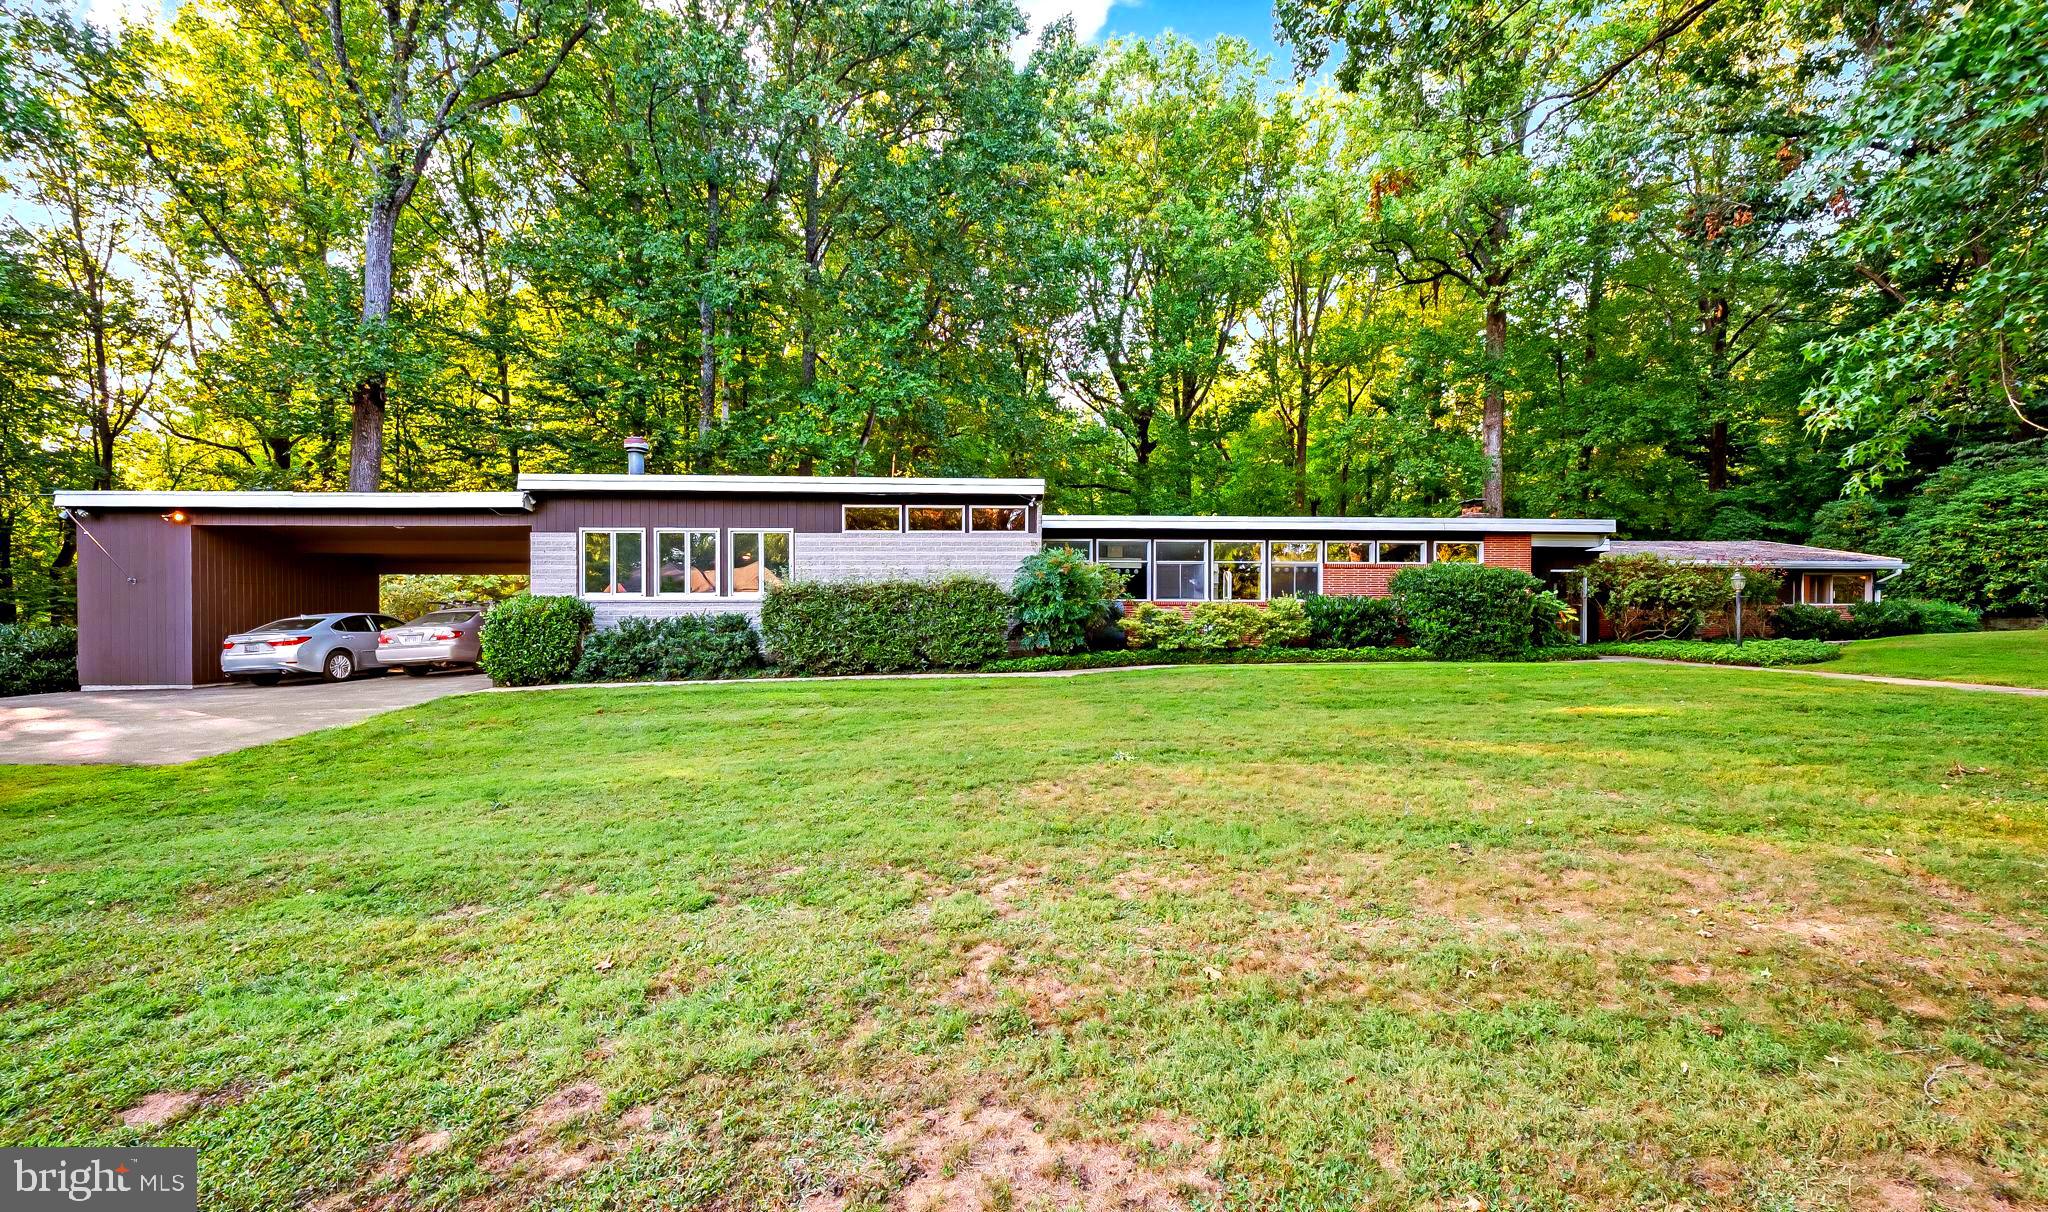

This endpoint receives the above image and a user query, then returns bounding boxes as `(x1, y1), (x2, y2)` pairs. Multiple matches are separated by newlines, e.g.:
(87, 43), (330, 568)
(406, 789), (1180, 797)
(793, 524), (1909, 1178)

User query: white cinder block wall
(528, 529), (1039, 628)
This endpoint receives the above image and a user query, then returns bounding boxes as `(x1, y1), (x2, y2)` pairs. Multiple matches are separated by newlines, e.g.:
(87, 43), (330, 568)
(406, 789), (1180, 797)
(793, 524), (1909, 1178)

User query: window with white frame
(1096, 540), (1148, 599)
(730, 530), (792, 596)
(1324, 541), (1374, 564)
(1803, 572), (1871, 604)
(1377, 540), (1426, 564)
(1270, 541), (1320, 597)
(655, 529), (719, 596)
(843, 504), (902, 532)
(1433, 541), (1481, 564)
(582, 529), (645, 595)
(1211, 540), (1264, 600)
(1154, 540), (1207, 600)
(971, 505), (1028, 532)
(907, 505), (964, 532)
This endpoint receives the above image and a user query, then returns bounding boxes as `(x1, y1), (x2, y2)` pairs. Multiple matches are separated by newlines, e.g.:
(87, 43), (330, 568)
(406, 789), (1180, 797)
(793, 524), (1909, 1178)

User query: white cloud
(1013, 0), (1117, 60)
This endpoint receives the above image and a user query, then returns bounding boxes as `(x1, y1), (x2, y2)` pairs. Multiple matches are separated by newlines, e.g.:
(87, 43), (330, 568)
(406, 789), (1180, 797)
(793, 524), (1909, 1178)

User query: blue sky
(1021, 0), (1293, 70)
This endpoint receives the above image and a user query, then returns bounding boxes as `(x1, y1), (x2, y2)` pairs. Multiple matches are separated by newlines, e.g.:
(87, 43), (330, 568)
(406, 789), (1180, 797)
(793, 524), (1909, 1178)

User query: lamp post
(1731, 569), (1747, 647)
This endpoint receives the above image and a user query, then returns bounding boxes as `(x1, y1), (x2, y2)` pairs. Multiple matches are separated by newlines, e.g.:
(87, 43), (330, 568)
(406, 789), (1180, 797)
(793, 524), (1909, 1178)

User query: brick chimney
(1458, 497), (1486, 518)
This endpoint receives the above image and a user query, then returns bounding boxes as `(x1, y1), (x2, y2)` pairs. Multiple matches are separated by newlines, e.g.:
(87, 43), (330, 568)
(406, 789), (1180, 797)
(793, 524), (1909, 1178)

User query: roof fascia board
(54, 490), (534, 512)
(518, 474), (1044, 497)
(1043, 514), (1616, 535)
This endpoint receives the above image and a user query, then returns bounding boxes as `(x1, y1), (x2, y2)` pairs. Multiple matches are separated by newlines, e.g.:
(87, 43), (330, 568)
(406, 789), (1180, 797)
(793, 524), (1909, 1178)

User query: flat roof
(1605, 540), (1904, 570)
(54, 490), (534, 512)
(517, 474), (1044, 497)
(1044, 514), (1616, 536)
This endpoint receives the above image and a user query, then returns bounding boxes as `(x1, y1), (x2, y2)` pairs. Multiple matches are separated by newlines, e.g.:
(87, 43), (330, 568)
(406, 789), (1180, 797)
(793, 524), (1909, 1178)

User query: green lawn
(3, 663), (2044, 1211)
(1831, 628), (2048, 689)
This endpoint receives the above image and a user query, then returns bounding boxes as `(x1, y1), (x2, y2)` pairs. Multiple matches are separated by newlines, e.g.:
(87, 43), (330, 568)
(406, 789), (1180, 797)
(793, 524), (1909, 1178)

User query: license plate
(397, 632), (424, 643)
(241, 643), (261, 653)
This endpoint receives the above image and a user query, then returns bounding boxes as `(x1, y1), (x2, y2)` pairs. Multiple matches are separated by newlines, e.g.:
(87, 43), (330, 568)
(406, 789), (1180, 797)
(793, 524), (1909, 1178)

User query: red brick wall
(1482, 534), (1533, 573)
(1322, 564), (1400, 597)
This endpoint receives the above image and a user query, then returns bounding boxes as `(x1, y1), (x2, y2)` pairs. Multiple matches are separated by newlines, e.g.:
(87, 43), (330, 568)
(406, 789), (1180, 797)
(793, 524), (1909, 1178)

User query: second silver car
(377, 608), (485, 674)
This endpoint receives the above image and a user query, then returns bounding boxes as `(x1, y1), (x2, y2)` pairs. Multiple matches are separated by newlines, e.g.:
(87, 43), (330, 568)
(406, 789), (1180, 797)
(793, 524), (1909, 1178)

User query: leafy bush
(1584, 554), (1775, 641)
(1124, 598), (1308, 650)
(760, 576), (1010, 674)
(982, 644), (1590, 673)
(478, 594), (594, 686)
(1881, 445), (2048, 614)
(1846, 596), (1982, 638)
(1010, 548), (1124, 654)
(1389, 562), (1549, 659)
(572, 614), (764, 682)
(1588, 639), (1841, 666)
(1300, 594), (1404, 647)
(1768, 602), (1852, 640)
(1528, 588), (1579, 647)
(0, 623), (78, 695)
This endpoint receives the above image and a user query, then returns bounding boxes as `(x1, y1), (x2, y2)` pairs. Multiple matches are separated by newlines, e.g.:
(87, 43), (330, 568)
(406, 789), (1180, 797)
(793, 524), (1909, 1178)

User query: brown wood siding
(531, 493), (1040, 536)
(75, 511), (194, 687)
(188, 528), (380, 684)
(192, 509), (532, 529)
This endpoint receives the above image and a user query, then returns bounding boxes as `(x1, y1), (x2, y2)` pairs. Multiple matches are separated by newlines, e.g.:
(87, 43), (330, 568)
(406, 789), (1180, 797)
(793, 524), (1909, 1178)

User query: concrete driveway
(0, 672), (486, 765)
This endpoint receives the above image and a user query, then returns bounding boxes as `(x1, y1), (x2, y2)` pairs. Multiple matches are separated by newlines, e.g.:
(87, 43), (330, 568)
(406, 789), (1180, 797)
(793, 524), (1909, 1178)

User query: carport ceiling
(210, 523), (530, 574)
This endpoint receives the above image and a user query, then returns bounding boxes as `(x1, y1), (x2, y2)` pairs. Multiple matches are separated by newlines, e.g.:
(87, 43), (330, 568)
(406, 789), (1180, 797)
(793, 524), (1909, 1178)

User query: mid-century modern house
(52, 453), (1904, 690)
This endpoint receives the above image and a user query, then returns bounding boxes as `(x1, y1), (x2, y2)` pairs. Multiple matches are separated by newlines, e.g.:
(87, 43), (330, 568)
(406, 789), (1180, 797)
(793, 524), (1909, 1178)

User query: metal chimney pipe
(623, 435), (650, 475)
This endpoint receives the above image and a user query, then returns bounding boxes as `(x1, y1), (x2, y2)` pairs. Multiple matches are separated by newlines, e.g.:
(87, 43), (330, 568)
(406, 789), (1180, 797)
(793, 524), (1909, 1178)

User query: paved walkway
(0, 672), (486, 765)
(1597, 656), (2048, 696)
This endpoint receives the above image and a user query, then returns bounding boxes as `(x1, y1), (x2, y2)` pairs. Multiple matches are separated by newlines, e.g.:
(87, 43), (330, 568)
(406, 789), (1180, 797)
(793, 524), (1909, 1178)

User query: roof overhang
(1043, 514), (1616, 536)
(54, 490), (533, 512)
(518, 474), (1044, 497)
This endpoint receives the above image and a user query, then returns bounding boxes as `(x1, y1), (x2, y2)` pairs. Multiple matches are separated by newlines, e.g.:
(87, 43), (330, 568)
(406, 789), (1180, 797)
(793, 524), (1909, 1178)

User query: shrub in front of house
(1583, 554), (1777, 641)
(1010, 547), (1124, 654)
(1588, 639), (1840, 666)
(1390, 562), (1553, 659)
(760, 576), (1010, 674)
(478, 594), (594, 686)
(1300, 594), (1404, 647)
(1767, 601), (1851, 640)
(572, 614), (764, 683)
(0, 624), (78, 696)
(1124, 598), (1308, 650)
(1846, 597), (1982, 637)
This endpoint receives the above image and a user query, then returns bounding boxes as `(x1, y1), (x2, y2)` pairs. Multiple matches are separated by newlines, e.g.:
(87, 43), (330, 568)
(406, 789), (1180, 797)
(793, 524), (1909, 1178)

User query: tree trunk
(800, 151), (822, 393)
(1701, 294), (1730, 491)
(351, 195), (399, 491)
(1482, 297), (1507, 516)
(1293, 375), (1312, 513)
(0, 516), (15, 626)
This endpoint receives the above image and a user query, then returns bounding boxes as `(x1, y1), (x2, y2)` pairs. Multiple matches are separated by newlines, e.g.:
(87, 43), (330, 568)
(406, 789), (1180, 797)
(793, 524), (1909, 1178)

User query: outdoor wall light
(161, 509), (190, 524)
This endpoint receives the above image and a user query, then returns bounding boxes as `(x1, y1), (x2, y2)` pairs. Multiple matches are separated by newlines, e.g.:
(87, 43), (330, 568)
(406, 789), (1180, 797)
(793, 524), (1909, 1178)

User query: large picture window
(1211, 541), (1264, 600)
(843, 505), (902, 532)
(1270, 541), (1320, 597)
(1154, 540), (1206, 601)
(1097, 540), (1148, 599)
(730, 530), (792, 596)
(582, 529), (644, 596)
(1804, 573), (1871, 604)
(1378, 540), (1426, 564)
(1433, 541), (1481, 564)
(1324, 541), (1374, 564)
(907, 505), (964, 532)
(971, 505), (1028, 532)
(656, 529), (719, 596)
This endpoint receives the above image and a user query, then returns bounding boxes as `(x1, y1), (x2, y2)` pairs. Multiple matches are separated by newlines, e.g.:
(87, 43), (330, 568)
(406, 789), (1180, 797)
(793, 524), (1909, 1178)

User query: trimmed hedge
(0, 624), (78, 696)
(478, 594), (594, 686)
(572, 614), (764, 682)
(1770, 597), (1981, 640)
(1390, 562), (1550, 659)
(1300, 594), (1404, 647)
(1124, 599), (1309, 650)
(1588, 639), (1841, 666)
(760, 576), (1010, 674)
(981, 645), (1591, 673)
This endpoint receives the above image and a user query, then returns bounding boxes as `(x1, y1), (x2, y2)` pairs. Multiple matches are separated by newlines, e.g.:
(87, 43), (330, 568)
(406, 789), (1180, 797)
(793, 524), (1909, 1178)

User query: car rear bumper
(221, 651), (303, 675)
(377, 642), (474, 666)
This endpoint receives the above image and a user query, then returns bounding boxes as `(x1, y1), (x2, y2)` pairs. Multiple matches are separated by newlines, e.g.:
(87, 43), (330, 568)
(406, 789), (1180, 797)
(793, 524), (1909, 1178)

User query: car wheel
(248, 673), (282, 687)
(322, 649), (355, 682)
(402, 665), (432, 677)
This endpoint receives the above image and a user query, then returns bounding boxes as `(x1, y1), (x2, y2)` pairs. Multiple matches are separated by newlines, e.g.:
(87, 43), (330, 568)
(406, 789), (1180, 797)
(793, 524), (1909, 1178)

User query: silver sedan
(221, 613), (403, 684)
(376, 609), (485, 674)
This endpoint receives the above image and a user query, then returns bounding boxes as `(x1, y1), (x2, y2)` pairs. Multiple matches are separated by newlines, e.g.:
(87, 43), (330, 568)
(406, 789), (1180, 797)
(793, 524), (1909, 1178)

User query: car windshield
(252, 617), (324, 632)
(406, 611), (476, 625)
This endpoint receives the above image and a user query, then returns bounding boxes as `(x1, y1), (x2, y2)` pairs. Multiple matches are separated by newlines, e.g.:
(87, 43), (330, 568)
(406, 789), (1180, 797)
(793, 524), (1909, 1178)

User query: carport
(55, 492), (532, 690)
